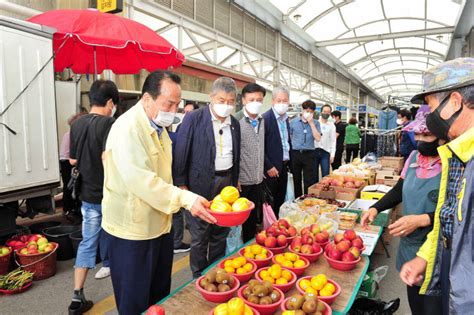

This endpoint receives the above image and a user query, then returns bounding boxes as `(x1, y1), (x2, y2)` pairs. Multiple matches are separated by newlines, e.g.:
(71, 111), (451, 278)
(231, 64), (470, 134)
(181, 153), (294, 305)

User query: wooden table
(158, 239), (376, 315)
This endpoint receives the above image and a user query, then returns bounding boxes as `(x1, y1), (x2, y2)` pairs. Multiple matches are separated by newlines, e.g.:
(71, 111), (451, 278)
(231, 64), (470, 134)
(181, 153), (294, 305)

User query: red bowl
(195, 274), (240, 303)
(280, 297), (332, 315)
(286, 235), (296, 245)
(296, 276), (342, 305)
(209, 202), (255, 227)
(0, 281), (32, 295)
(316, 239), (330, 248)
(266, 243), (288, 255)
(218, 259), (257, 283)
(324, 252), (361, 271)
(238, 247), (274, 269)
(289, 245), (323, 263)
(237, 285), (284, 315)
(271, 255), (310, 277)
(255, 267), (297, 293)
(209, 305), (260, 315)
(15, 242), (58, 257)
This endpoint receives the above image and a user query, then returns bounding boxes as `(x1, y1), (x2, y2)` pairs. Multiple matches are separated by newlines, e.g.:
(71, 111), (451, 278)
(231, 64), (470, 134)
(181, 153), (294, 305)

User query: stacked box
(379, 156), (404, 173)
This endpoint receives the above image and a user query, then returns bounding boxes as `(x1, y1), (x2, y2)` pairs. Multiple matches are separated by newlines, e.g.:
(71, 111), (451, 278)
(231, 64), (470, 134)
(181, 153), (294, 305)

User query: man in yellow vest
(101, 71), (216, 315)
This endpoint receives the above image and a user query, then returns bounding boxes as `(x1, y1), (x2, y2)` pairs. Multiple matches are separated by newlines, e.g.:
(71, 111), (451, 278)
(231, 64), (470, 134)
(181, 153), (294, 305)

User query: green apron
(396, 152), (441, 271)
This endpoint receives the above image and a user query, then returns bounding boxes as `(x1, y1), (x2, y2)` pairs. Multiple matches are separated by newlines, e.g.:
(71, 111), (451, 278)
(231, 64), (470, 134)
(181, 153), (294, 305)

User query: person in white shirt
(314, 104), (336, 182)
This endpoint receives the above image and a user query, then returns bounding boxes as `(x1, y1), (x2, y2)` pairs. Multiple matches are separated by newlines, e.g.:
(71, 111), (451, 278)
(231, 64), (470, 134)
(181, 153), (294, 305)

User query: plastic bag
(349, 298), (400, 315)
(362, 152), (378, 164)
(263, 203), (277, 230)
(372, 266), (389, 284)
(285, 173), (295, 202)
(225, 225), (243, 255)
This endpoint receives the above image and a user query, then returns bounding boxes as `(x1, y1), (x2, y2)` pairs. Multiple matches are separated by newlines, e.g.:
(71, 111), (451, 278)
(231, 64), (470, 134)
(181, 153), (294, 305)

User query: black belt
(442, 236), (451, 249)
(215, 168), (233, 176)
(292, 149), (314, 154)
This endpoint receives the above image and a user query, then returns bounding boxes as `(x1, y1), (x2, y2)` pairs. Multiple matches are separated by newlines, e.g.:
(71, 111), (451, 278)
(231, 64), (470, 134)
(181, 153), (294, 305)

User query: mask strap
(436, 93), (463, 125)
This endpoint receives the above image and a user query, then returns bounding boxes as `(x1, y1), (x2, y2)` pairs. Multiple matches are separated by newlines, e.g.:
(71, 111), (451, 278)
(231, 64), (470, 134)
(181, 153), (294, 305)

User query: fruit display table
(157, 226), (382, 315)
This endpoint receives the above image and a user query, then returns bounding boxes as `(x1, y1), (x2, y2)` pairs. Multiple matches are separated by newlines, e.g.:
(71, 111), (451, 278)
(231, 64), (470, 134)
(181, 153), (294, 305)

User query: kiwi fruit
(200, 278), (209, 288)
(259, 296), (273, 305)
(205, 270), (217, 283)
(302, 299), (317, 314)
(216, 268), (226, 274)
(217, 283), (231, 292)
(216, 273), (230, 284)
(248, 279), (259, 289)
(270, 289), (281, 303)
(286, 294), (304, 310)
(252, 284), (267, 297)
(227, 276), (235, 287)
(247, 294), (259, 304)
(242, 286), (252, 298)
(262, 280), (273, 292)
(294, 311), (305, 315)
(304, 292), (317, 301)
(204, 283), (217, 292)
(316, 301), (326, 312)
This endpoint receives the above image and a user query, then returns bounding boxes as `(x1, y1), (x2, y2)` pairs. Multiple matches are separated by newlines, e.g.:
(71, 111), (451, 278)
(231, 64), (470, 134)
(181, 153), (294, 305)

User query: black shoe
(68, 300), (93, 315)
(174, 243), (191, 254)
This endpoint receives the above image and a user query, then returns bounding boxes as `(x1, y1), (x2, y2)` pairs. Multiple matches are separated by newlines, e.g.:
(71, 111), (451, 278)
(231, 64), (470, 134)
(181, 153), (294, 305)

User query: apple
(336, 241), (350, 253)
(310, 224), (320, 235)
(344, 182), (355, 189)
(20, 248), (28, 255)
(278, 219), (290, 229)
(354, 180), (364, 188)
(146, 305), (165, 315)
(301, 244), (314, 254)
(256, 232), (266, 246)
(349, 246), (361, 259)
(325, 243), (335, 254)
(321, 230), (330, 239)
(329, 248), (342, 261)
(265, 236), (277, 248)
(334, 233), (344, 244)
(28, 235), (40, 242)
(300, 227), (311, 236)
(291, 237), (303, 252)
(344, 229), (357, 241)
(267, 226), (277, 236)
(38, 243), (48, 252)
(27, 248), (38, 255)
(0, 247), (10, 256)
(301, 233), (314, 245)
(44, 244), (54, 253)
(288, 226), (297, 237)
(352, 238), (364, 249)
(277, 235), (287, 247)
(27, 243), (37, 251)
(315, 232), (328, 244)
(342, 251), (356, 262)
(311, 242), (321, 253)
(37, 237), (48, 246)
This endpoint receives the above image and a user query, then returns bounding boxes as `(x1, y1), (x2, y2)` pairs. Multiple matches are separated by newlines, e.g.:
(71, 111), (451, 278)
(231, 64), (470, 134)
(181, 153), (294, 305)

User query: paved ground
(1, 217), (410, 315)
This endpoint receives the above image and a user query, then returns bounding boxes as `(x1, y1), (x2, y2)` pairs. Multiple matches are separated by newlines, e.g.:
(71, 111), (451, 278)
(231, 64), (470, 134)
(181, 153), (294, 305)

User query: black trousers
(59, 160), (81, 214)
(440, 247), (451, 315)
(187, 172), (232, 278)
(345, 144), (359, 163)
(332, 147), (344, 170)
(291, 150), (315, 198)
(264, 162), (288, 219)
(241, 183), (263, 243)
(107, 231), (173, 315)
(406, 285), (442, 315)
(172, 208), (185, 249)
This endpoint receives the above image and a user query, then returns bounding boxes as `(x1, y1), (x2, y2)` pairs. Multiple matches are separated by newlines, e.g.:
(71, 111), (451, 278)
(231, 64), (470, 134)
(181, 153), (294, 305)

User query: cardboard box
(328, 174), (371, 186)
(361, 185), (392, 201)
(376, 174), (400, 186)
(307, 185), (336, 199)
(379, 156), (404, 172)
(344, 199), (391, 227)
(334, 186), (363, 201)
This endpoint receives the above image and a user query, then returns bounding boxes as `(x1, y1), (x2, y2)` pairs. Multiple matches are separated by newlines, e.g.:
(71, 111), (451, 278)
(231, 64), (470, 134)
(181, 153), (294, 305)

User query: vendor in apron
(361, 105), (443, 315)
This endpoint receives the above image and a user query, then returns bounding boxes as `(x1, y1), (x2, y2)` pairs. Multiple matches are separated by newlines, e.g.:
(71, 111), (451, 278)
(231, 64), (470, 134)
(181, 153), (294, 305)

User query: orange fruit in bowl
(284, 252), (298, 262)
(251, 245), (262, 255)
(225, 266), (235, 273)
(243, 263), (253, 272)
(263, 276), (275, 284)
(282, 260), (293, 268)
(281, 270), (292, 281)
(293, 259), (306, 268)
(319, 288), (333, 296)
(255, 253), (267, 260)
(315, 274), (328, 285)
(260, 270), (269, 278)
(305, 286), (318, 294)
(269, 267), (281, 279)
(324, 282), (336, 294)
(236, 267), (246, 274)
(224, 260), (233, 268)
(244, 252), (254, 259)
(276, 277), (288, 285)
(299, 279), (311, 290)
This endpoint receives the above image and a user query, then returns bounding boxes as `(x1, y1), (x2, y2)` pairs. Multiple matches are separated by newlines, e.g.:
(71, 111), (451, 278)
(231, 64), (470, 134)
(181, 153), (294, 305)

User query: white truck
(0, 16), (60, 236)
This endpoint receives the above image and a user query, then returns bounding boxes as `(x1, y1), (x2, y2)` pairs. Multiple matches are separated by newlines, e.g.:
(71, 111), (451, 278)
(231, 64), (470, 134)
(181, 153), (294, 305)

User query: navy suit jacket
(262, 108), (292, 173)
(173, 106), (241, 200)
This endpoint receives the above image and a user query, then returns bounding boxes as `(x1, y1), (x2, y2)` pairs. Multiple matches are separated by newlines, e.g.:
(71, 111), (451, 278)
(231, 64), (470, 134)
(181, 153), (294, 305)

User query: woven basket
(15, 242), (58, 280)
(0, 247), (12, 275)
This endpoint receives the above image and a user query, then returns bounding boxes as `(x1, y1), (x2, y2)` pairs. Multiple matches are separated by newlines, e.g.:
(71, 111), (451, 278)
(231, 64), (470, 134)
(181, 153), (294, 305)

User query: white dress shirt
(315, 119), (337, 158)
(210, 109), (233, 171)
(272, 107), (290, 161)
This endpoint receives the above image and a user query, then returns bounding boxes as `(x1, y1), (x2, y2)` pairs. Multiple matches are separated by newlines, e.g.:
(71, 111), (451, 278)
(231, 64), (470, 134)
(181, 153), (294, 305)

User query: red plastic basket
(15, 242), (58, 280)
(0, 281), (33, 295)
(209, 202), (255, 227)
(0, 247), (12, 275)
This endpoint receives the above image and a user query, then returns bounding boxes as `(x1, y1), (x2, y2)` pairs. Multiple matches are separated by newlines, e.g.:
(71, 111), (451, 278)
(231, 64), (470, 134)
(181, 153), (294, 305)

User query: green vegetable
(0, 268), (34, 290)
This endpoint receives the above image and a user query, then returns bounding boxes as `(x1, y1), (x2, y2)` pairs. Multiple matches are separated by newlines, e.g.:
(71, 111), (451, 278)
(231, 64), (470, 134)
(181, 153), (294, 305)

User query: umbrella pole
(93, 46), (97, 81)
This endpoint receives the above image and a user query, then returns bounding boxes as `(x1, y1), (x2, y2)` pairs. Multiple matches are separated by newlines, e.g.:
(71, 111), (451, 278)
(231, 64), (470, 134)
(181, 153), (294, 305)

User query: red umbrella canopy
(28, 9), (185, 74)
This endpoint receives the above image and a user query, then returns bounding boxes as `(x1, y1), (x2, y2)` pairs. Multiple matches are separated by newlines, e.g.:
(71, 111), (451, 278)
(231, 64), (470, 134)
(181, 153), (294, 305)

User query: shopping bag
(285, 172), (295, 202)
(263, 202), (277, 230)
(225, 225), (243, 255)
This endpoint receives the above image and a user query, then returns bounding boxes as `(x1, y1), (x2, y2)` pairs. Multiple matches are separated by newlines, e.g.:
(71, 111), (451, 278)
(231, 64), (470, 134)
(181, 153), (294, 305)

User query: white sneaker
(95, 267), (110, 279)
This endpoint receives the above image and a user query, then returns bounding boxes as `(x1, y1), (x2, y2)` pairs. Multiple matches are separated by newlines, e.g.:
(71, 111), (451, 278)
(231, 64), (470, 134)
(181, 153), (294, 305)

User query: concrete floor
(1, 222), (410, 315)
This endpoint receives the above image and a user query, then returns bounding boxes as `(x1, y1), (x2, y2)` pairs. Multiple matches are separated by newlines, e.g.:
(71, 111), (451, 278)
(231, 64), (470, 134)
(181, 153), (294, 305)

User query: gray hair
(272, 86), (290, 100)
(211, 77), (237, 96)
(434, 85), (474, 109)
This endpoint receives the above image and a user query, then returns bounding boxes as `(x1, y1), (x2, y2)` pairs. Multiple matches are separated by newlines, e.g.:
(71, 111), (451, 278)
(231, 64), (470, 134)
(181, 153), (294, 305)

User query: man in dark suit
(173, 77), (241, 278)
(262, 86), (292, 218)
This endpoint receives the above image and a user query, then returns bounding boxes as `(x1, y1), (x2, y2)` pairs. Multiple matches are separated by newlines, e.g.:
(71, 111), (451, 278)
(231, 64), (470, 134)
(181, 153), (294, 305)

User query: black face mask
(321, 113), (330, 119)
(417, 140), (440, 157)
(425, 93), (463, 141)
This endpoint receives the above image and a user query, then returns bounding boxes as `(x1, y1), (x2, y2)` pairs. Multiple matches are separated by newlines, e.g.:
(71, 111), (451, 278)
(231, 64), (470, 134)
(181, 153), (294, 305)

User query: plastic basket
(15, 242), (58, 280)
(0, 247), (12, 275)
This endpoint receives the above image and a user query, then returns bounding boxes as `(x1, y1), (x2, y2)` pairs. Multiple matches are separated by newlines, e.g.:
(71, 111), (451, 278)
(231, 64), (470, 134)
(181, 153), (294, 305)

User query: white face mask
(396, 118), (403, 125)
(302, 112), (313, 121)
(274, 103), (289, 115)
(213, 103), (233, 118)
(111, 106), (117, 117)
(153, 110), (176, 127)
(245, 101), (262, 115)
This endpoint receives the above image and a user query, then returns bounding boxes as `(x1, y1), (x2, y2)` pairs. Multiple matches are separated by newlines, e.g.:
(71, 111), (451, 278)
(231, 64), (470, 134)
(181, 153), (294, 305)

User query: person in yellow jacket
(400, 57), (474, 315)
(101, 71), (216, 315)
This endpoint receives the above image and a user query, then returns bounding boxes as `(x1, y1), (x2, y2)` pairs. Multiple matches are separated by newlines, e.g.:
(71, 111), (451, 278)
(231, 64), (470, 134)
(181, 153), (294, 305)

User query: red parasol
(28, 9), (185, 75)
